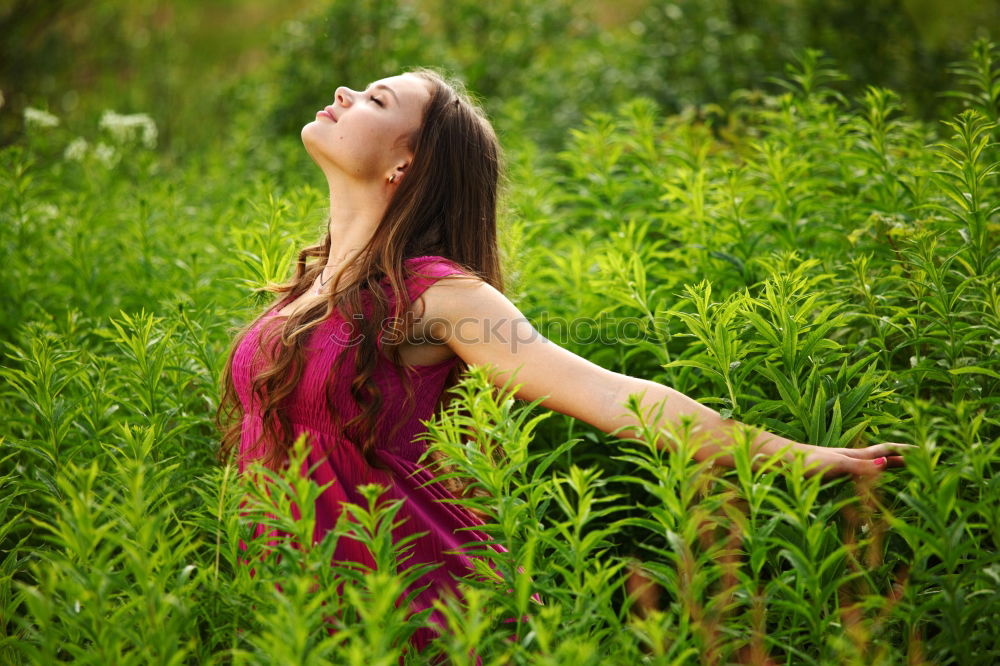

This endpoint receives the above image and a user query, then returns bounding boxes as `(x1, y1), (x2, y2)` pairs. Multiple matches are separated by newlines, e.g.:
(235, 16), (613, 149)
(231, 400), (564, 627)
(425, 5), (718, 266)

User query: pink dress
(231, 255), (512, 653)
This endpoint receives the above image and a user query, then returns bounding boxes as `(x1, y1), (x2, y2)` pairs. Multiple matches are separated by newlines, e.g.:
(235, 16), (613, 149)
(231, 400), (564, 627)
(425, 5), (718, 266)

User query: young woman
(216, 68), (910, 653)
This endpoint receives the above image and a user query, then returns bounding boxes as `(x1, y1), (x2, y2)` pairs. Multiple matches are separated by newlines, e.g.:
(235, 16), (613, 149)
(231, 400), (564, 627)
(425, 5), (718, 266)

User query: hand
(798, 442), (915, 479)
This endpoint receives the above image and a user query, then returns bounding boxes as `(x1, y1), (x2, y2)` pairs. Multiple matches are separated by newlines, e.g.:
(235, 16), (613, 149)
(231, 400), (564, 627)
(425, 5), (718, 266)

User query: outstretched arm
(599, 375), (907, 476)
(419, 276), (911, 477)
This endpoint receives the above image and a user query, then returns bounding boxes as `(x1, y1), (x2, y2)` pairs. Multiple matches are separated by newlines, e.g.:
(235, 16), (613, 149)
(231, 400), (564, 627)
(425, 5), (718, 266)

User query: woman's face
(301, 73), (432, 185)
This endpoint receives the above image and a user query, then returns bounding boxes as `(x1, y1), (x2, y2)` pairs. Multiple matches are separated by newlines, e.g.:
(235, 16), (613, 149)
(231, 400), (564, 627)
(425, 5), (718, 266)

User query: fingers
(840, 442), (917, 460)
(848, 456), (885, 477)
(845, 453), (908, 477)
(884, 455), (906, 468)
(811, 453), (877, 479)
(801, 445), (913, 479)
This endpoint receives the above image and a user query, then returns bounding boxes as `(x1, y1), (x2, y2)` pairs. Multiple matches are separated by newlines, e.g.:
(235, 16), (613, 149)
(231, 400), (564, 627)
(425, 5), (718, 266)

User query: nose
(334, 86), (354, 107)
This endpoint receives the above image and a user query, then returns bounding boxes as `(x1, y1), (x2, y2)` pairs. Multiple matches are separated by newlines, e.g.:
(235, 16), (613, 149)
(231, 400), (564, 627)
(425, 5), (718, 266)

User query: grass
(0, 33), (998, 666)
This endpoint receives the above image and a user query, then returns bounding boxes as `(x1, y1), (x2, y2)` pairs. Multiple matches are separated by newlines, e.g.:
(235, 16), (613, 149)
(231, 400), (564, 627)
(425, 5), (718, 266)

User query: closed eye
(370, 95), (384, 107)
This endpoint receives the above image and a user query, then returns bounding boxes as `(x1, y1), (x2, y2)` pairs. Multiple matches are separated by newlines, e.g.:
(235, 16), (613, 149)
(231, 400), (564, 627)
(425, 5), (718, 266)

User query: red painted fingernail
(873, 457), (886, 466)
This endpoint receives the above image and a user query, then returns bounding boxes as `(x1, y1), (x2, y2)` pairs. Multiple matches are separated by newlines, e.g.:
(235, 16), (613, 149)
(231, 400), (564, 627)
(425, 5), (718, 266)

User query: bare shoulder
(417, 274), (515, 337)
(415, 272), (628, 431)
(423, 273), (492, 299)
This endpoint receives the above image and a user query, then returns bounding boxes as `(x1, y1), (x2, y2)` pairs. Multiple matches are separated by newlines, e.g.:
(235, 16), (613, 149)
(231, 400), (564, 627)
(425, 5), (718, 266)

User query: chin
(300, 131), (321, 162)
(301, 123), (324, 152)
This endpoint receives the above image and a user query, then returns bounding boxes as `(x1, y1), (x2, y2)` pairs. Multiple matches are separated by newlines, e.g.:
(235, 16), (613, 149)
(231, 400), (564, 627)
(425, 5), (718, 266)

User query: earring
(388, 174), (396, 184)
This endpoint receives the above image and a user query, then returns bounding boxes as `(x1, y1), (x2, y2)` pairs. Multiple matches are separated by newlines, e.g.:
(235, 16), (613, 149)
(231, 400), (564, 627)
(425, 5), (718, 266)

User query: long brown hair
(215, 68), (504, 478)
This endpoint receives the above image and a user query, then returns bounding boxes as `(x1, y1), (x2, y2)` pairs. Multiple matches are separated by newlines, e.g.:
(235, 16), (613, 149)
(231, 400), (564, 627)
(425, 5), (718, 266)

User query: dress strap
(371, 256), (472, 355)
(402, 255), (472, 302)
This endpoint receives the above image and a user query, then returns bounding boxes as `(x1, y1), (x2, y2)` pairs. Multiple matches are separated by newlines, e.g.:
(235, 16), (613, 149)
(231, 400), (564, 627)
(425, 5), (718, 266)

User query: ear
(389, 159), (409, 184)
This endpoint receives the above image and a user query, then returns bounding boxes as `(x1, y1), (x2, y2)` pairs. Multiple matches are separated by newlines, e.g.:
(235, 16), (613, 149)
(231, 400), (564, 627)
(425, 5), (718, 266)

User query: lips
(323, 106), (337, 122)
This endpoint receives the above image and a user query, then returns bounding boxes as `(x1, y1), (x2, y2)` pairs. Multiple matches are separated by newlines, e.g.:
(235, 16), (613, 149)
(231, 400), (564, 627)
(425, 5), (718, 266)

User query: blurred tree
(2, 0), (998, 155)
(622, 0), (997, 120)
(0, 0), (125, 144)
(0, 0), (313, 154)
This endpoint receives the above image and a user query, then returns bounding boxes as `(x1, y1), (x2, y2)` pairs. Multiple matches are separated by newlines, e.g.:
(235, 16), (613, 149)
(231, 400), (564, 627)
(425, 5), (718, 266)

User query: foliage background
(1, 1), (998, 664)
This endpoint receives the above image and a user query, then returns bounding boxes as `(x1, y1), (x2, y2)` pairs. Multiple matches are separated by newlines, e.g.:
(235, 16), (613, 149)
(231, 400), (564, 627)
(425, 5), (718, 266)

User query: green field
(1, 1), (998, 663)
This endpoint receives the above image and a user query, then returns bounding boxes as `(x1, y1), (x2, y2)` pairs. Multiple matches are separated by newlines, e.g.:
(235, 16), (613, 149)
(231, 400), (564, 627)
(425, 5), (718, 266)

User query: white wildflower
(64, 137), (89, 161)
(93, 141), (119, 167)
(24, 106), (60, 128)
(99, 110), (158, 149)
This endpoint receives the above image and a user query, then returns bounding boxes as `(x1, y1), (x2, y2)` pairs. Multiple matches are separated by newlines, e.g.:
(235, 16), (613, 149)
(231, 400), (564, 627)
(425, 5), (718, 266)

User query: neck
(320, 172), (391, 289)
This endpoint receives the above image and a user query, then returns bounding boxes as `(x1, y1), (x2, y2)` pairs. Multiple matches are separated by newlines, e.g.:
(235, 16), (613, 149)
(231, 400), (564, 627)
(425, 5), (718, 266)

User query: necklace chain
(311, 270), (331, 296)
(312, 264), (349, 296)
